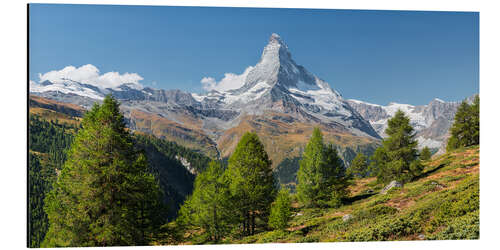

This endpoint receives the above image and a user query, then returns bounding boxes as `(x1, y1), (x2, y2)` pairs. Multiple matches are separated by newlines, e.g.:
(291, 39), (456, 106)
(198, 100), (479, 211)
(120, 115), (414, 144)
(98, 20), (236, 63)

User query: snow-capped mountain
(30, 33), (471, 165)
(190, 33), (380, 139)
(30, 33), (380, 140)
(194, 33), (344, 111)
(346, 98), (463, 149)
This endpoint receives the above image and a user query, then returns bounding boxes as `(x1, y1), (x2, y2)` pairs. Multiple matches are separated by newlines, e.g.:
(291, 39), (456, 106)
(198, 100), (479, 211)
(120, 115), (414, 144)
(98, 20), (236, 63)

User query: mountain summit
(30, 33), (381, 140)
(193, 33), (378, 138)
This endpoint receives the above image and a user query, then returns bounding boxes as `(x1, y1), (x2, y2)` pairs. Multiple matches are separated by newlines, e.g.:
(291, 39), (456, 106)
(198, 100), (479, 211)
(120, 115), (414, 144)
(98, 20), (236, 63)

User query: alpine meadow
(28, 4), (479, 247)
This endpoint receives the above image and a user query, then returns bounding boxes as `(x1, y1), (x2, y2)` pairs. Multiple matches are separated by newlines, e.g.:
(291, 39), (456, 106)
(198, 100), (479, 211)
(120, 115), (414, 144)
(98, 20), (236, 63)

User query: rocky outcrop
(380, 180), (403, 194)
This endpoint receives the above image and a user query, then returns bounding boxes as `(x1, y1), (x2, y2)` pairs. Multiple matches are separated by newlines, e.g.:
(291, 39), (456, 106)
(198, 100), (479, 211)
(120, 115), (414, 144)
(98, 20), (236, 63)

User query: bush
(345, 215), (419, 241)
(352, 205), (398, 223)
(428, 211), (479, 240)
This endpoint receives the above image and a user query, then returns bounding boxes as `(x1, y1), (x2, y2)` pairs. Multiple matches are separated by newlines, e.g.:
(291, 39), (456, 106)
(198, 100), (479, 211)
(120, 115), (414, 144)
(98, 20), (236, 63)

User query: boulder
(380, 180), (403, 194)
(342, 214), (353, 222)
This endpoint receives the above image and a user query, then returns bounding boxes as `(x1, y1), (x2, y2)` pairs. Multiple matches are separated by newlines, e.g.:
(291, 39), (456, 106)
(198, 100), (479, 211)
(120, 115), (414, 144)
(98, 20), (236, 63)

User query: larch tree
(297, 128), (350, 208)
(268, 186), (292, 230)
(225, 132), (276, 236)
(176, 161), (233, 242)
(347, 152), (369, 178)
(42, 95), (164, 247)
(447, 95), (479, 151)
(374, 110), (423, 185)
(322, 144), (350, 207)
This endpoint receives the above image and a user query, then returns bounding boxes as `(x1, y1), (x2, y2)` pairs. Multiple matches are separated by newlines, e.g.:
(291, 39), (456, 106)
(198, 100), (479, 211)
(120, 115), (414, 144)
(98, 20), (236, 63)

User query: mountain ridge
(29, 33), (470, 171)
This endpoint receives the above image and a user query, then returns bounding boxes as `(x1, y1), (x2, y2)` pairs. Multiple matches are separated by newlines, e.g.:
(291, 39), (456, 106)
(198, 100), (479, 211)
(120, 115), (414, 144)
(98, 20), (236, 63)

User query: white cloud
(201, 66), (254, 92)
(37, 64), (144, 89)
(201, 77), (217, 91)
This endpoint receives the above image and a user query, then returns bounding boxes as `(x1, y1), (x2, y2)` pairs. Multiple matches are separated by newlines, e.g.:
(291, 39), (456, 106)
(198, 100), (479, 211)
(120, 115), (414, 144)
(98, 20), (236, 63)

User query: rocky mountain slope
(347, 98), (464, 150)
(29, 33), (472, 186)
(30, 34), (383, 174)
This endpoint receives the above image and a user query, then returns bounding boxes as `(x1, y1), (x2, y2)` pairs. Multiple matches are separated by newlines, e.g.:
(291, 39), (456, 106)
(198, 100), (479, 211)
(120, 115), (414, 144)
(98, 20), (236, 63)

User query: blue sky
(29, 4), (478, 105)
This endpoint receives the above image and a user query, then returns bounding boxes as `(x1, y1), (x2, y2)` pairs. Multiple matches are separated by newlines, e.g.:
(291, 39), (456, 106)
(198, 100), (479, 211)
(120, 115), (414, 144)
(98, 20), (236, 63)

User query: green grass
(176, 146), (479, 244)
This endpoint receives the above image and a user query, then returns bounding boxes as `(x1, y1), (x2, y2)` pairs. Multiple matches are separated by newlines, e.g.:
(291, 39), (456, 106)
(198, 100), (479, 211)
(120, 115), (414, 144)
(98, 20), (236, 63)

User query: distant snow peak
(36, 64), (144, 90)
(348, 99), (381, 107)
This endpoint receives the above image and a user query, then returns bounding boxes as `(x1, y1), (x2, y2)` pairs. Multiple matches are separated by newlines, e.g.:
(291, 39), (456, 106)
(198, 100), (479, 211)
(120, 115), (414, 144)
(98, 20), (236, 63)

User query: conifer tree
(374, 110), (423, 184)
(420, 146), (432, 161)
(297, 128), (350, 207)
(42, 95), (164, 247)
(471, 95), (480, 145)
(268, 187), (292, 230)
(297, 128), (325, 207)
(177, 161), (233, 242)
(447, 95), (479, 151)
(322, 144), (350, 207)
(225, 132), (276, 236)
(347, 152), (369, 178)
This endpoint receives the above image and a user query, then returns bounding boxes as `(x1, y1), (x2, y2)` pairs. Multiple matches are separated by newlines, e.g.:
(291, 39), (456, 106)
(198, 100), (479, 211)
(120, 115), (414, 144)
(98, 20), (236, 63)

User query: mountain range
(29, 33), (470, 184)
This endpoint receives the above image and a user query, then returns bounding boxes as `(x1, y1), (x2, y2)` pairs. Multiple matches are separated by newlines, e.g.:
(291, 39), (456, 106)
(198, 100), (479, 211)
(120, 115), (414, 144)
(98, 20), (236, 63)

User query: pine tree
(470, 95), (480, 145)
(420, 146), (432, 161)
(268, 187), (292, 230)
(347, 152), (368, 178)
(322, 144), (350, 207)
(374, 110), (423, 185)
(225, 132), (276, 236)
(177, 161), (233, 242)
(447, 95), (479, 151)
(42, 95), (164, 247)
(297, 128), (350, 208)
(297, 128), (325, 207)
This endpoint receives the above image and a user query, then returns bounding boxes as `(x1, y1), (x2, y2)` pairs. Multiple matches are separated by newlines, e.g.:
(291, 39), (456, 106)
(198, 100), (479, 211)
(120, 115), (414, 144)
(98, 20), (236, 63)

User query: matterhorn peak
(260, 33), (292, 63)
(268, 33), (286, 46)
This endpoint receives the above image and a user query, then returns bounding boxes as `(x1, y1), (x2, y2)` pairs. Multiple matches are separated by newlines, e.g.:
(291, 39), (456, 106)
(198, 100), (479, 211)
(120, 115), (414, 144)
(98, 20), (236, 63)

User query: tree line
(34, 94), (479, 246)
(346, 95), (479, 183)
(28, 115), (76, 247)
(28, 96), (211, 247)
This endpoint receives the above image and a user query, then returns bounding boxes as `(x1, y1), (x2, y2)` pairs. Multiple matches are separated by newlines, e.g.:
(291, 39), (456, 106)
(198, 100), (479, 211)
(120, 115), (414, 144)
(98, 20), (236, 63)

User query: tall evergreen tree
(322, 144), (350, 207)
(297, 128), (325, 207)
(177, 161), (233, 242)
(297, 128), (350, 208)
(373, 110), (423, 184)
(368, 147), (389, 179)
(447, 95), (479, 151)
(268, 187), (292, 230)
(42, 95), (164, 247)
(347, 152), (369, 178)
(471, 95), (480, 145)
(225, 132), (276, 236)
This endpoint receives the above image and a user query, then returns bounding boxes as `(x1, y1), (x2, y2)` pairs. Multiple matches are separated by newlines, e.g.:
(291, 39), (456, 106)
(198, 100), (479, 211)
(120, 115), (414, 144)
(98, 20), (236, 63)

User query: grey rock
(342, 214), (353, 222)
(380, 180), (403, 194)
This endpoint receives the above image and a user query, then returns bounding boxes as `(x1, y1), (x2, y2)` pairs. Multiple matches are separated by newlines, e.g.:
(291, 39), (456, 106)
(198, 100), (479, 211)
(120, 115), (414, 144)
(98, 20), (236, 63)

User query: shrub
(269, 187), (292, 230)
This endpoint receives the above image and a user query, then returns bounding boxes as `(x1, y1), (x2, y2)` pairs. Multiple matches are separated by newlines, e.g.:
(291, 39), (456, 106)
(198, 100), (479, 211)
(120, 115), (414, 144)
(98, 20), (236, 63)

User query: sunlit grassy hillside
(175, 146), (479, 244)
